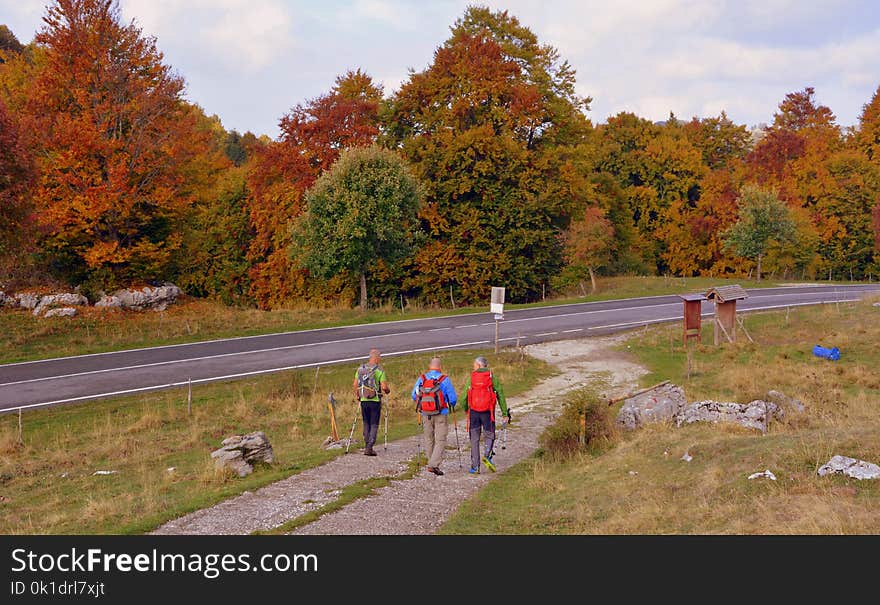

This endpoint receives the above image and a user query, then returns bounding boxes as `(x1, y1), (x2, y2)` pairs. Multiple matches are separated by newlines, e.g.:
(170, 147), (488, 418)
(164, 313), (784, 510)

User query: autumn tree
(594, 112), (707, 272)
(855, 85), (880, 257)
(683, 112), (751, 170)
(855, 85), (880, 164)
(247, 69), (382, 309)
(0, 98), (35, 275)
(660, 168), (744, 277)
(560, 205), (614, 294)
(13, 0), (209, 288)
(175, 169), (253, 305)
(722, 185), (797, 281)
(384, 6), (591, 304)
(0, 25), (24, 59)
(292, 146), (421, 309)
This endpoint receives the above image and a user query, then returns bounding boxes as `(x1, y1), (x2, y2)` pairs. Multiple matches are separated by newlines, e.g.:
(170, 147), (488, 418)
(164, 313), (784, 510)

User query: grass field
(0, 275), (847, 364)
(0, 349), (553, 534)
(441, 296), (880, 534)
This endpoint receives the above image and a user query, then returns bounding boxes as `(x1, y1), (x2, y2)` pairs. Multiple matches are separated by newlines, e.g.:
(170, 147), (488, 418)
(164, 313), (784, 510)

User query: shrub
(540, 387), (617, 457)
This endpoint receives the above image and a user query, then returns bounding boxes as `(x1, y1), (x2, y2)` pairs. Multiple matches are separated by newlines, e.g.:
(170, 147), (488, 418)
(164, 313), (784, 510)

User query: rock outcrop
(44, 307), (78, 318)
(675, 399), (782, 432)
(211, 431), (275, 478)
(33, 293), (89, 317)
(616, 383), (686, 430)
(96, 283), (181, 311)
(817, 455), (880, 480)
(13, 292), (41, 310)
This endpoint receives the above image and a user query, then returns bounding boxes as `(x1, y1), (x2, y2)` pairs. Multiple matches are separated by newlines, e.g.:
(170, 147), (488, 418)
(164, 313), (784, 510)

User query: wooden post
(18, 408), (23, 446)
(579, 412), (586, 448)
(400, 294), (405, 314)
(449, 284), (456, 308)
(328, 394), (339, 441)
(686, 342), (693, 380)
(312, 366), (320, 397)
(187, 378), (192, 416)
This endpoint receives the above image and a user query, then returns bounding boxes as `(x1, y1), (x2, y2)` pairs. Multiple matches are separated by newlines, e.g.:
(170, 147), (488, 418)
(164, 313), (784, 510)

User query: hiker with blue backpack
(412, 357), (458, 476)
(353, 349), (390, 456)
(462, 356), (510, 474)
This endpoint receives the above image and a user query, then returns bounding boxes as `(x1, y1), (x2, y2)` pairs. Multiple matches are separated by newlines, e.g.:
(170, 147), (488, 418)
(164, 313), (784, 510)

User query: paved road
(2, 284), (877, 412)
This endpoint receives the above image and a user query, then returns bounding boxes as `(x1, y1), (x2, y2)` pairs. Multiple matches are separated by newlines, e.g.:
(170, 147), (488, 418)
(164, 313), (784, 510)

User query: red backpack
(468, 370), (497, 418)
(417, 373), (448, 415)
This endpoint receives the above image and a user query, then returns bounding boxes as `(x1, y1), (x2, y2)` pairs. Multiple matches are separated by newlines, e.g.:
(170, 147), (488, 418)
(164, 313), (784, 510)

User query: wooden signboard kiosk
(679, 293), (706, 345)
(705, 284), (749, 345)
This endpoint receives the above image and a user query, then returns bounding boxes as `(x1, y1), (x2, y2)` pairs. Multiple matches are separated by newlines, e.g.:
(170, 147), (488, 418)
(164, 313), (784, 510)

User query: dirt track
(152, 335), (646, 535)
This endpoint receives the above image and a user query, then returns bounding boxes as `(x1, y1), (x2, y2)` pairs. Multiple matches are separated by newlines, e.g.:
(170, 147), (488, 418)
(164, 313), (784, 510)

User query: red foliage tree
(246, 70), (382, 308)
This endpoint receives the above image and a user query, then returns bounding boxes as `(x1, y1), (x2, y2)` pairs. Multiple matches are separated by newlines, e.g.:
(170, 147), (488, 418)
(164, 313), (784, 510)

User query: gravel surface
(152, 335), (646, 535)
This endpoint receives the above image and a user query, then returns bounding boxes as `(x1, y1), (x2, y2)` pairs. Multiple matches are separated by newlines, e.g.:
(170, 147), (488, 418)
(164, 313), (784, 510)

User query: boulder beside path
(211, 431), (275, 478)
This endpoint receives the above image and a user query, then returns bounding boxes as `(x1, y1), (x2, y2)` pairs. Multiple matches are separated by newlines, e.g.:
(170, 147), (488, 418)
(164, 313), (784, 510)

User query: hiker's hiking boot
(481, 455), (496, 472)
(364, 446), (377, 456)
(468, 466), (479, 474)
(427, 466), (444, 476)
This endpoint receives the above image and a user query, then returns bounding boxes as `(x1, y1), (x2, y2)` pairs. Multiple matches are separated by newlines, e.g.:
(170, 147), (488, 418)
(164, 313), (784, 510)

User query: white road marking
(0, 329), (423, 387)
(2, 285), (875, 367)
(562, 329), (583, 333)
(1, 340), (491, 413)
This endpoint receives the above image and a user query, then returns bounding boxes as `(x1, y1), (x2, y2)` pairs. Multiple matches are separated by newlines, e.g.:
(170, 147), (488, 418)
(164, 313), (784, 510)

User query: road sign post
(491, 287), (505, 353)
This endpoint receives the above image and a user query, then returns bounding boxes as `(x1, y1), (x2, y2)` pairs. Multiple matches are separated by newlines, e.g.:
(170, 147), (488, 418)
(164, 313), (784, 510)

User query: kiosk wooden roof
(704, 284), (748, 302)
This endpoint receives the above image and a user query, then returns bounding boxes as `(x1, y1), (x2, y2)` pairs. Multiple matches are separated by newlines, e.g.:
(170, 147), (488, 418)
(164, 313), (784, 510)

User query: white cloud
(121, 0), (294, 72)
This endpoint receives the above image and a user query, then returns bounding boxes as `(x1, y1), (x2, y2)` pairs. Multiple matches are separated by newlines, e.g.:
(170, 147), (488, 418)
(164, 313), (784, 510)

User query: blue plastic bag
(812, 344), (840, 361)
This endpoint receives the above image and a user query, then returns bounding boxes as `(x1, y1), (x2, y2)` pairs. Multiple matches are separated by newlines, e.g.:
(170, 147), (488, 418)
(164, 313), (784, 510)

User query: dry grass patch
(0, 348), (551, 534)
(442, 299), (880, 535)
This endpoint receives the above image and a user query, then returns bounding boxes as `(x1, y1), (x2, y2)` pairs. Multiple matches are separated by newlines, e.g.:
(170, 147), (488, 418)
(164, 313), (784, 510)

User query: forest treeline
(1, 1), (879, 309)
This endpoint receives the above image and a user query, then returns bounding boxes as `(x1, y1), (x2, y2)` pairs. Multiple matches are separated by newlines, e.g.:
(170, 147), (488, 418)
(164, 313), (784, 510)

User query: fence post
(187, 378), (192, 417)
(18, 408), (23, 446)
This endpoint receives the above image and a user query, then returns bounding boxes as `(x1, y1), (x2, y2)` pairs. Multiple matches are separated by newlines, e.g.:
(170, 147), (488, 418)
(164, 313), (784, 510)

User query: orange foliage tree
(15, 0), (210, 288)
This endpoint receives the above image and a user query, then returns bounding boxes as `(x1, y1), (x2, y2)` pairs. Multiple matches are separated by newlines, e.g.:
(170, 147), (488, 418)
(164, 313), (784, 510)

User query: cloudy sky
(2, 0), (878, 139)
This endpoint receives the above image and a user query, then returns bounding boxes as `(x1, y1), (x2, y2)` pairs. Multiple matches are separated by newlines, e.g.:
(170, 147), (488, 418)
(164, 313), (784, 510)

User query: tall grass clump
(540, 387), (618, 458)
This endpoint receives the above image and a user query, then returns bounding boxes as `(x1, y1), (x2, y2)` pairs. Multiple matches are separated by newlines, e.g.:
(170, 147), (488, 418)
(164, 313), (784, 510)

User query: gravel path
(152, 335), (646, 535)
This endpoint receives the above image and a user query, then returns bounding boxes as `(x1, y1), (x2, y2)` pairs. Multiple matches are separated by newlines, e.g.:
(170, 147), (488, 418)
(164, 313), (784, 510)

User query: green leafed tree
(291, 146), (422, 309)
(722, 185), (797, 281)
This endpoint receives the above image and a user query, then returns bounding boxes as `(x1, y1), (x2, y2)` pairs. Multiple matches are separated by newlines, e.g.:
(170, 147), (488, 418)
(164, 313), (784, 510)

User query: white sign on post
(490, 286), (505, 316)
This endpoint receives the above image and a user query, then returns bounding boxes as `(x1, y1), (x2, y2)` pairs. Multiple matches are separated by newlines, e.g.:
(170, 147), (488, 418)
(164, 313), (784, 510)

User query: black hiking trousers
(360, 400), (382, 449)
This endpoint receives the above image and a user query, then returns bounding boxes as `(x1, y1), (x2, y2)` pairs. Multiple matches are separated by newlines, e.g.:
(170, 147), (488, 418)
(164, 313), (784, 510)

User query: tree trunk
(588, 267), (597, 294)
(359, 273), (367, 310)
(579, 281), (587, 296)
(756, 254), (762, 282)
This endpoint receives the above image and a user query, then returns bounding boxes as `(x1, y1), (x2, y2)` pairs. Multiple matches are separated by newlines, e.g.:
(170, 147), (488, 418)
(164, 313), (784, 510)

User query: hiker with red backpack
(462, 356), (510, 474)
(411, 357), (458, 476)
(353, 349), (390, 456)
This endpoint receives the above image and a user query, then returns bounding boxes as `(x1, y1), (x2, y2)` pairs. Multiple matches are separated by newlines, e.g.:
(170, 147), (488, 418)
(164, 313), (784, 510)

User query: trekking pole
(416, 410), (423, 465)
(452, 405), (462, 469)
(383, 398), (389, 451)
(345, 398), (359, 454)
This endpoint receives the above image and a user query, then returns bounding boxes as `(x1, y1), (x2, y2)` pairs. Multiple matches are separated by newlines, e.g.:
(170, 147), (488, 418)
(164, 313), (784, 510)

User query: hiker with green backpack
(462, 356), (510, 474)
(353, 349), (390, 456)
